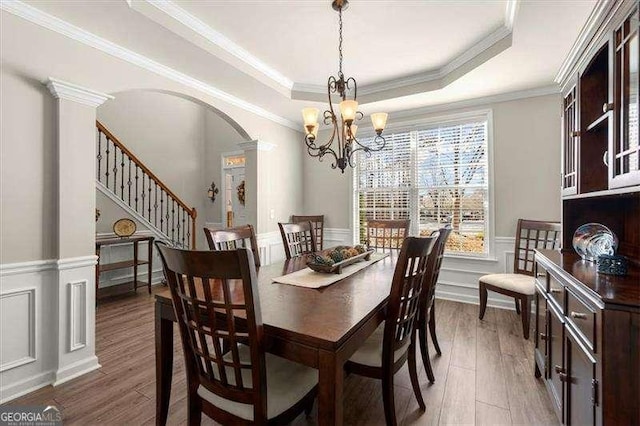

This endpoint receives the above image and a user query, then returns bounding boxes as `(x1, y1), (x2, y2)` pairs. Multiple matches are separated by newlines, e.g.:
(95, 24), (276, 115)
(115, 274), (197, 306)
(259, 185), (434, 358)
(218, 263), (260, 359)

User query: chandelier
(301, 0), (388, 173)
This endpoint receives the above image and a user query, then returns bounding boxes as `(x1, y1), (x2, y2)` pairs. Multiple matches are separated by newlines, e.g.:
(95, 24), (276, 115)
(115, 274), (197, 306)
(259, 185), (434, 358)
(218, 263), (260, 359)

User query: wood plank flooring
(6, 289), (558, 425)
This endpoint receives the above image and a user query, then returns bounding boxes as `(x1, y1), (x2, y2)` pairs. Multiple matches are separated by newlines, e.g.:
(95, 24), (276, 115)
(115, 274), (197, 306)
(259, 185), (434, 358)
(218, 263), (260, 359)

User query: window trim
(351, 109), (496, 260)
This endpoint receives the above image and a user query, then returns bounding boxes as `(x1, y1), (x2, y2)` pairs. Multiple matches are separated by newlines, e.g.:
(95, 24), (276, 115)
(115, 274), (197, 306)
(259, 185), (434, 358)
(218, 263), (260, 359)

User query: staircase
(95, 121), (197, 248)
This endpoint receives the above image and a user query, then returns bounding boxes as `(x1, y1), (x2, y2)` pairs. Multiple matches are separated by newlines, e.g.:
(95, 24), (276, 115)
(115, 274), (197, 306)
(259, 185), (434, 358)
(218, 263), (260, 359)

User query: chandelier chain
(338, 6), (343, 76)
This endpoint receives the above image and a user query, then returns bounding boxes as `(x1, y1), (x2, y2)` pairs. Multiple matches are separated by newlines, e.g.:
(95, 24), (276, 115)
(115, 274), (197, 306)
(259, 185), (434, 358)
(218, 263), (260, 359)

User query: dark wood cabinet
(534, 250), (639, 426)
(565, 326), (598, 426)
(539, 3), (638, 424)
(548, 301), (565, 422)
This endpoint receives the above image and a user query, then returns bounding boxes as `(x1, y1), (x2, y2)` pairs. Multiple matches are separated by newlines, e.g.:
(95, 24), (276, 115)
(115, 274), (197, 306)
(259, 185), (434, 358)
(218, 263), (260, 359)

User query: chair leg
(304, 396), (314, 417)
(408, 339), (426, 411)
(428, 306), (442, 356)
(418, 321), (435, 383)
(515, 298), (521, 315)
(187, 395), (202, 426)
(479, 282), (488, 320)
(520, 296), (532, 340)
(382, 373), (398, 426)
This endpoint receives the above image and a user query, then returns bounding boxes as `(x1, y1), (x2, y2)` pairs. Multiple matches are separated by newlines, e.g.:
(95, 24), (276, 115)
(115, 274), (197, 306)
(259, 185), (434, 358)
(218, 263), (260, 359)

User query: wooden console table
(95, 235), (154, 301)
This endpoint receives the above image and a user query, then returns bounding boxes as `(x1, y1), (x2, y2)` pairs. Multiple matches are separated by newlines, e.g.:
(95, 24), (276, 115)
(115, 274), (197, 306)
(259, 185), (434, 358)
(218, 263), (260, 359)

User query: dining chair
(478, 219), (561, 339)
(365, 219), (411, 251)
(156, 245), (318, 425)
(345, 235), (438, 426)
(278, 221), (317, 259)
(416, 225), (452, 383)
(291, 214), (324, 251)
(203, 224), (261, 268)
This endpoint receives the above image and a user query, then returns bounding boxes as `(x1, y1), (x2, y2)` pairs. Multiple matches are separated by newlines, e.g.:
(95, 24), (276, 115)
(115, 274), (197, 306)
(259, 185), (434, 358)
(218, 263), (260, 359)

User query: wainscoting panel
(0, 262), (57, 404)
(0, 288), (36, 372)
(68, 281), (87, 352)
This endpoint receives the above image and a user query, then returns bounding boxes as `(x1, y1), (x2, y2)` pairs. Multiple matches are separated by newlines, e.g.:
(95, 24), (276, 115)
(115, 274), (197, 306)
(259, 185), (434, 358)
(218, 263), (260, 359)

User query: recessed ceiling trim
(129, 0), (294, 95)
(0, 0), (298, 130)
(133, 0), (520, 104)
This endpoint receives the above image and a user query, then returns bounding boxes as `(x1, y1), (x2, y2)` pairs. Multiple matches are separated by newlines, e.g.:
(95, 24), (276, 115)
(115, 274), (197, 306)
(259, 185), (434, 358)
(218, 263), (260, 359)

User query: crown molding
(129, 0), (293, 94)
(129, 0), (520, 105)
(238, 139), (277, 151)
(45, 78), (114, 107)
(554, 0), (617, 85)
(0, 0), (298, 130)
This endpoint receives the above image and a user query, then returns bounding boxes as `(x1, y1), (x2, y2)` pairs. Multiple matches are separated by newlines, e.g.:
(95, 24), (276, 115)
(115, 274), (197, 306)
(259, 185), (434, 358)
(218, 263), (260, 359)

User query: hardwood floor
(6, 289), (558, 425)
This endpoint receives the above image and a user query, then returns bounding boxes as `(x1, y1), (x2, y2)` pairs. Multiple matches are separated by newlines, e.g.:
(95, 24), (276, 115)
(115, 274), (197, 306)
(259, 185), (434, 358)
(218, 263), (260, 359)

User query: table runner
(272, 252), (389, 289)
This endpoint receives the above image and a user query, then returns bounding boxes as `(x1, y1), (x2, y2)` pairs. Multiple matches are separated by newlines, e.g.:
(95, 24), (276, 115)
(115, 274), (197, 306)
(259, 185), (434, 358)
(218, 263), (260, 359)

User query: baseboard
(53, 356), (101, 386)
(0, 370), (55, 404)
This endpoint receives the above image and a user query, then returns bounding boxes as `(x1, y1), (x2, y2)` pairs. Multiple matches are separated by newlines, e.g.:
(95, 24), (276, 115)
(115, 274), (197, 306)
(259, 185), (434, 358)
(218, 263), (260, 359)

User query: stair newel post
(190, 207), (197, 249)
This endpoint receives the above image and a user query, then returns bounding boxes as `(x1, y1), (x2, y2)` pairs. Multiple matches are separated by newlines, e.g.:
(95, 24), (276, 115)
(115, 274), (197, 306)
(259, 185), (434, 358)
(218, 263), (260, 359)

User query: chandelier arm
(345, 77), (357, 100)
(350, 134), (387, 152)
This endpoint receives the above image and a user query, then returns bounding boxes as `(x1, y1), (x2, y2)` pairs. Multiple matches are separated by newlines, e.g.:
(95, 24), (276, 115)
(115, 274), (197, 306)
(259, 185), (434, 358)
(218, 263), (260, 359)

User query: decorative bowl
(572, 223), (618, 262)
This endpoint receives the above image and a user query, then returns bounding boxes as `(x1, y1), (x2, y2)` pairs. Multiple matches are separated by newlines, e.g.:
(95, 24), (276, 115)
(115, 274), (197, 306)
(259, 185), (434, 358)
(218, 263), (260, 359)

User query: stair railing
(96, 121), (197, 249)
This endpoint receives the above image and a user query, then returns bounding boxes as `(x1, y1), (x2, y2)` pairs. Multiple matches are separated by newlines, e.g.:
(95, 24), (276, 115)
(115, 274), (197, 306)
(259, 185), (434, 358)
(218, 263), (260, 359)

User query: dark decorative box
(597, 254), (628, 276)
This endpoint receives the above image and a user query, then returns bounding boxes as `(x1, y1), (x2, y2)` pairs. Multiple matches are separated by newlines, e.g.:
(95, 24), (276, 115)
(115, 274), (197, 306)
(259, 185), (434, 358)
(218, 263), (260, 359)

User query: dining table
(154, 251), (398, 426)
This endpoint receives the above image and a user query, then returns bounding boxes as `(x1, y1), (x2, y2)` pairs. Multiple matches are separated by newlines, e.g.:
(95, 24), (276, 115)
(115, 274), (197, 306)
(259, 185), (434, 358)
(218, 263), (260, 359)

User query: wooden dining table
(154, 252), (398, 426)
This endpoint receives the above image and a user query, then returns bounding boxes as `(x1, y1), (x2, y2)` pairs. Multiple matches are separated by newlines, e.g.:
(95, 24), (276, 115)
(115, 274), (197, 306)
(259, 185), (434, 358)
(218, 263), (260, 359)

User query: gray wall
(302, 94), (562, 237)
(0, 67), (57, 263)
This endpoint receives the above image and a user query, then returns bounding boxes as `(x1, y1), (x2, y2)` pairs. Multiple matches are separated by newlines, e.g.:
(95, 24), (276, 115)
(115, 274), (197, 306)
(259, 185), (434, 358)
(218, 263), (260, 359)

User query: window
(354, 113), (491, 257)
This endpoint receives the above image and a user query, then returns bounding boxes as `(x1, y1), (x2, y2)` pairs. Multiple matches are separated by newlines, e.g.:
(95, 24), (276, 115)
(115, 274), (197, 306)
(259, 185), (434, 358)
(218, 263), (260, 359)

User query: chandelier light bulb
(339, 100), (358, 122)
(302, 107), (319, 127)
(371, 112), (388, 133)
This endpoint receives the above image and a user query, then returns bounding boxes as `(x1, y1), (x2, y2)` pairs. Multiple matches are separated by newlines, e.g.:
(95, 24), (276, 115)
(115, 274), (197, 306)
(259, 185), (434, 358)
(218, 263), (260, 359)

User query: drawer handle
(550, 288), (562, 294)
(602, 102), (614, 113)
(536, 272), (545, 277)
(571, 311), (587, 320)
(540, 333), (547, 341)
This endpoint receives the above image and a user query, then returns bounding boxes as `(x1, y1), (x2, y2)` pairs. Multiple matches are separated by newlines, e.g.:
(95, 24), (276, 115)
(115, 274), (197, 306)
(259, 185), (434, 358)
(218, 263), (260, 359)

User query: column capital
(45, 77), (113, 107)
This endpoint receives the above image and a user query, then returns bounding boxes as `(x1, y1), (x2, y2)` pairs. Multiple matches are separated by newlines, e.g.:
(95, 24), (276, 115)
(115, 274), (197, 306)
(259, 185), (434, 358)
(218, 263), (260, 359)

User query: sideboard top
(536, 249), (640, 309)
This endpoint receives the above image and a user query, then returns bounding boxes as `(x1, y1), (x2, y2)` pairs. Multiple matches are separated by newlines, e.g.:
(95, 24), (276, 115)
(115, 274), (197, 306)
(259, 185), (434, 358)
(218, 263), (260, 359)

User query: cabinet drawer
(566, 289), (597, 352)
(548, 274), (565, 313)
(535, 262), (548, 288)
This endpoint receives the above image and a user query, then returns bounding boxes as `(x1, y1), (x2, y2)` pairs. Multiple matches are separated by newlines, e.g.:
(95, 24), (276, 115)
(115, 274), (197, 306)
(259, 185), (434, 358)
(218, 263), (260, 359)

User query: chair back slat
(366, 219), (410, 250)
(421, 225), (453, 312)
(291, 215), (324, 250)
(383, 236), (437, 360)
(204, 224), (261, 267)
(279, 221), (317, 259)
(156, 245), (268, 419)
(514, 219), (561, 275)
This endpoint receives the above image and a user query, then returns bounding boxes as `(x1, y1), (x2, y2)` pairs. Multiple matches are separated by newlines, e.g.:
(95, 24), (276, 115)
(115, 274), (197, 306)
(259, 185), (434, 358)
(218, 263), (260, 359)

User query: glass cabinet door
(562, 84), (579, 195)
(612, 9), (640, 188)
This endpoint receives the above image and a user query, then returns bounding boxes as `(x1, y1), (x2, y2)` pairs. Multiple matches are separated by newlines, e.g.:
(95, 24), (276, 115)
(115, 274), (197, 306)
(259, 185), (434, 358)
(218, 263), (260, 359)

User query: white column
(46, 78), (113, 385)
